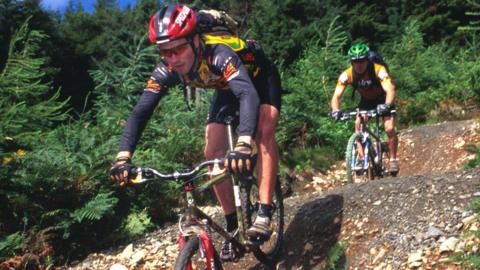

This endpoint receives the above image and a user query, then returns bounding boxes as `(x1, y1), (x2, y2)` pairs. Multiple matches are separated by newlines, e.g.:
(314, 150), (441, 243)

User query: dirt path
(397, 120), (480, 177)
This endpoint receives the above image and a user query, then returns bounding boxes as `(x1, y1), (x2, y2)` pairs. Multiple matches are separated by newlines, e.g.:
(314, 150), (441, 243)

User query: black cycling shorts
(358, 96), (396, 116)
(358, 96), (386, 110)
(207, 60), (282, 125)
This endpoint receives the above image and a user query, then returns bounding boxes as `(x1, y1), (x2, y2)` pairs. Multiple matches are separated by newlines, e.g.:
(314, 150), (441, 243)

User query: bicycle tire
(240, 176), (284, 265)
(174, 235), (223, 270)
(345, 133), (360, 183)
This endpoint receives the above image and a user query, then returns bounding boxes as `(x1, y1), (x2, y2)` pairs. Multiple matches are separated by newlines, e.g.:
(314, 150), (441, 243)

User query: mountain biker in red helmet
(110, 4), (282, 261)
(330, 43), (399, 173)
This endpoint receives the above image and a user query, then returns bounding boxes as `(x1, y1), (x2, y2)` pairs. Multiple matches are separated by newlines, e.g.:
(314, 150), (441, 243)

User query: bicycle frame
(130, 116), (259, 266)
(180, 169), (251, 256)
(132, 160), (252, 256)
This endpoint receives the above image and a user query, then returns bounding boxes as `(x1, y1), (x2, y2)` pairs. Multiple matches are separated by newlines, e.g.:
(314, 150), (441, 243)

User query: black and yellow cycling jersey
(119, 35), (282, 153)
(336, 63), (393, 101)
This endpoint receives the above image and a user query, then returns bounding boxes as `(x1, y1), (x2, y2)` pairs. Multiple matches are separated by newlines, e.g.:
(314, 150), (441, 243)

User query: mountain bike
(341, 108), (397, 183)
(128, 107), (284, 269)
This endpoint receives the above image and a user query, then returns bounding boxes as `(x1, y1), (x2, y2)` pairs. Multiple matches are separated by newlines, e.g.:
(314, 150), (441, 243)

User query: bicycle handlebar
(340, 109), (396, 121)
(129, 159), (225, 184)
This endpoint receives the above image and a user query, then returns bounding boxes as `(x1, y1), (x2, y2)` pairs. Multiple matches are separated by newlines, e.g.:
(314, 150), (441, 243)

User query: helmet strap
(187, 34), (203, 74)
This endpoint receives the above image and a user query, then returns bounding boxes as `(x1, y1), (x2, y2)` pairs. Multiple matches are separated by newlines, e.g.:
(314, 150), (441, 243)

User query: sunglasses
(351, 59), (367, 64)
(159, 42), (190, 57)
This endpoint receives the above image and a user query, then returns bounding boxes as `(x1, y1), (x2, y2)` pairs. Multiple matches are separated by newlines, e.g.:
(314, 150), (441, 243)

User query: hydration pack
(367, 50), (389, 72)
(196, 10), (239, 36)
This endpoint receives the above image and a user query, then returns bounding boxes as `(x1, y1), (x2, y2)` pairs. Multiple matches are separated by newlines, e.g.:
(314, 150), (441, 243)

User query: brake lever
(129, 167), (144, 184)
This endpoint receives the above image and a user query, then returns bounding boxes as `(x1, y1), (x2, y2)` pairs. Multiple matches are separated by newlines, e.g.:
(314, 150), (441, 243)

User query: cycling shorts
(207, 60), (282, 125)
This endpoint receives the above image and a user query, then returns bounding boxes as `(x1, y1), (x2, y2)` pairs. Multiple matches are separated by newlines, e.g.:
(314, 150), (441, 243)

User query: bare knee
(205, 123), (228, 159)
(256, 105), (279, 144)
(205, 144), (226, 159)
(385, 126), (396, 138)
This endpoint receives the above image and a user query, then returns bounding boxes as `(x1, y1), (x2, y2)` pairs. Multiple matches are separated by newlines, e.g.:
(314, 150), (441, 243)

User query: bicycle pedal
(220, 252), (239, 262)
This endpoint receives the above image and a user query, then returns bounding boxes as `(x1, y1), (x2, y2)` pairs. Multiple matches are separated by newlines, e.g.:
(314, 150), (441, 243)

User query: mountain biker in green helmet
(330, 42), (399, 174)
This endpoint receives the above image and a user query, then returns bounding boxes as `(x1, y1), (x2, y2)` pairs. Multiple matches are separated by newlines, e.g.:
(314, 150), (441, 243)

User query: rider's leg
(205, 123), (235, 215)
(247, 58), (282, 239)
(205, 123), (238, 260)
(384, 115), (399, 172)
(246, 104), (279, 239)
(256, 104), (280, 205)
(383, 116), (397, 159)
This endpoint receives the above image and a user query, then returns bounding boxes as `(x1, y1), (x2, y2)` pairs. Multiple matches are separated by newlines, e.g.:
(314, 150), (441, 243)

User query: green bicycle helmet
(348, 43), (370, 60)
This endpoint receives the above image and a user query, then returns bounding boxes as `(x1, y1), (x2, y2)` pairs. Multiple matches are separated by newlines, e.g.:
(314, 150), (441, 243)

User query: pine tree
(0, 17), (68, 146)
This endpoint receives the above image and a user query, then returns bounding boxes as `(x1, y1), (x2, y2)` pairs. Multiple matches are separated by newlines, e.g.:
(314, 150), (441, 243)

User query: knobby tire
(345, 133), (360, 183)
(174, 235), (223, 270)
(240, 176), (284, 265)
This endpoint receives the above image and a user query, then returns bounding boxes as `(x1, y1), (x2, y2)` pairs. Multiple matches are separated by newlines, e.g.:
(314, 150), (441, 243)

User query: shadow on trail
(249, 194), (345, 270)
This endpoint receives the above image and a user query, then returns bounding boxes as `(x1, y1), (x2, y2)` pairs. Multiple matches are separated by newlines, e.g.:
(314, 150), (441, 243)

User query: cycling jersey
(119, 35), (281, 153)
(336, 63), (392, 100)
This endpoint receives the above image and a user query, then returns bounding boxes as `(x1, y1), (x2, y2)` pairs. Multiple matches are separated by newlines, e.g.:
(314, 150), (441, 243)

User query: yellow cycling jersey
(336, 63), (393, 100)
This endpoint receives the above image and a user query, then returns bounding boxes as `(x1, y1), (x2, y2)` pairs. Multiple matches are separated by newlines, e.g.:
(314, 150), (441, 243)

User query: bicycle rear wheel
(240, 175), (284, 264)
(175, 235), (223, 270)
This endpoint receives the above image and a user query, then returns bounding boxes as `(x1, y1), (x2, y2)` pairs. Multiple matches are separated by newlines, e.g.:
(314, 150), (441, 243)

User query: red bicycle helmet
(149, 4), (197, 44)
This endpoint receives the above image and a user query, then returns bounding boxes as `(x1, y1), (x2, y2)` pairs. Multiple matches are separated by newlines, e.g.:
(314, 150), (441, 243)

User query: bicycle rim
(174, 235), (223, 270)
(241, 176), (284, 264)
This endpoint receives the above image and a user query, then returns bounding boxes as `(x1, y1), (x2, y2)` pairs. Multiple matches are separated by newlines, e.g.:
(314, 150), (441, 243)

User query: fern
(71, 192), (118, 223)
(326, 240), (348, 270)
(0, 17), (69, 145)
(124, 209), (153, 237)
(458, 0), (480, 33)
(0, 232), (23, 260)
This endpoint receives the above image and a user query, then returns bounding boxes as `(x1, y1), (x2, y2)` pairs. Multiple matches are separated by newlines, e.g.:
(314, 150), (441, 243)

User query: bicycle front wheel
(175, 235), (223, 270)
(345, 133), (360, 183)
(346, 133), (375, 183)
(241, 176), (284, 264)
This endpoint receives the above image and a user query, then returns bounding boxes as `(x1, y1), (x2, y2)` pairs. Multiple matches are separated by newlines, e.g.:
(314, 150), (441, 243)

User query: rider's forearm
(381, 80), (396, 105)
(331, 94), (341, 111)
(385, 87), (395, 105)
(237, 135), (253, 146)
(229, 77), (260, 137)
(116, 151), (132, 159)
(331, 85), (345, 111)
(119, 91), (163, 153)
